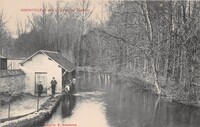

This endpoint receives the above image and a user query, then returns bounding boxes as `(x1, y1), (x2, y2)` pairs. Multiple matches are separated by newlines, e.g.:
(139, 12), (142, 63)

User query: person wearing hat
(38, 81), (43, 97)
(51, 77), (57, 96)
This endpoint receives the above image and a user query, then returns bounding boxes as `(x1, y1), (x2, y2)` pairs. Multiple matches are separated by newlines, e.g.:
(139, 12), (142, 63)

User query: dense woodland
(1, 0), (200, 102)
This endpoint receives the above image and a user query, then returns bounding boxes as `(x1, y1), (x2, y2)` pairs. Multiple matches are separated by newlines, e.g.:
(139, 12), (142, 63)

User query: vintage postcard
(1, 0), (200, 127)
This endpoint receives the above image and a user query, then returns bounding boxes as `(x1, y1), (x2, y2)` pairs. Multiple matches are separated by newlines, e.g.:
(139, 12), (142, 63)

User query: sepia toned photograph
(1, 0), (200, 127)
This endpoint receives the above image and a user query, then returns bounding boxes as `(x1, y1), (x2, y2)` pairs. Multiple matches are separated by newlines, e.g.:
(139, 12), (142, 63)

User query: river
(40, 71), (200, 127)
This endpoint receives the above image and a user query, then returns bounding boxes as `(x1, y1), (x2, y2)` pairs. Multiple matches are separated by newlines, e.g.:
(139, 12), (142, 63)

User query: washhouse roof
(20, 50), (76, 72)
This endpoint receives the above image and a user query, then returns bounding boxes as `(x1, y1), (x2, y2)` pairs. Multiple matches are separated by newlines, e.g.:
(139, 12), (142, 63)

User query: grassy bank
(115, 70), (200, 107)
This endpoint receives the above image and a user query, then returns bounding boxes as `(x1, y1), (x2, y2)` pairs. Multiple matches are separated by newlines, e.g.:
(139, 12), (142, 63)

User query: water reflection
(42, 72), (200, 127)
(104, 86), (200, 127)
(61, 95), (76, 118)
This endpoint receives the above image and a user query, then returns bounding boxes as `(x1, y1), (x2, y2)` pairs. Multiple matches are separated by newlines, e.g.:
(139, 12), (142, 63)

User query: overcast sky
(0, 0), (109, 37)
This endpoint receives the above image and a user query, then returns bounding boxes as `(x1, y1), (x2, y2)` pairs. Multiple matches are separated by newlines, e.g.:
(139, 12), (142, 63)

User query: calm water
(41, 72), (200, 127)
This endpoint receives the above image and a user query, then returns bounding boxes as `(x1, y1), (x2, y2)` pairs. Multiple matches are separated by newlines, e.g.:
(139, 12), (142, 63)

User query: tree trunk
(141, 0), (161, 94)
(164, 51), (169, 83)
(143, 56), (147, 79)
(134, 58), (137, 70)
(151, 58), (161, 94)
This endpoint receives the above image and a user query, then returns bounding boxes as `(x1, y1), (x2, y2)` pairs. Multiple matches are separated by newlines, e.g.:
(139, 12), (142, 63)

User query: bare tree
(0, 10), (11, 56)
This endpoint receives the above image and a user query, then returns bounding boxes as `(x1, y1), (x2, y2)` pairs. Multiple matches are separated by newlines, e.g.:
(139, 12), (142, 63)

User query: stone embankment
(0, 95), (61, 127)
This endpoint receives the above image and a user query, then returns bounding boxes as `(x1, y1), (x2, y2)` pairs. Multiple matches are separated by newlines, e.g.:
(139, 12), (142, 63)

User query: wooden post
(8, 99), (10, 119)
(37, 96), (39, 111)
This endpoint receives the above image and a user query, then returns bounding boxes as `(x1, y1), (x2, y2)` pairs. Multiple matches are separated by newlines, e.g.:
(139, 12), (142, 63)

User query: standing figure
(72, 78), (76, 84)
(38, 81), (43, 97)
(71, 78), (76, 91)
(51, 77), (57, 96)
(63, 79), (71, 94)
(64, 83), (70, 94)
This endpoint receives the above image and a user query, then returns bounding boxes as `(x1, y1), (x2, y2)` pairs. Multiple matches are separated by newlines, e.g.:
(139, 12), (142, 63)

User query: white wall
(7, 59), (23, 70)
(20, 53), (62, 95)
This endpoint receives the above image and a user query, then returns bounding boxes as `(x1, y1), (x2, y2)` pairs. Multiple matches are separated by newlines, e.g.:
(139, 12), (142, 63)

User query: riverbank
(115, 71), (200, 107)
(77, 66), (112, 73)
(78, 67), (200, 108)
(0, 94), (61, 127)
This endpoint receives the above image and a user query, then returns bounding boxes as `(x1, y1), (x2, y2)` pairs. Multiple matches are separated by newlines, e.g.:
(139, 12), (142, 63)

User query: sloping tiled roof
(20, 50), (76, 72)
(42, 50), (76, 72)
